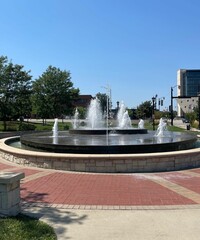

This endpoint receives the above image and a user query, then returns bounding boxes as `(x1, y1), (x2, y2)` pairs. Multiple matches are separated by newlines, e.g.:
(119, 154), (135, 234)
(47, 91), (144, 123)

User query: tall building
(73, 95), (93, 108)
(177, 69), (200, 116)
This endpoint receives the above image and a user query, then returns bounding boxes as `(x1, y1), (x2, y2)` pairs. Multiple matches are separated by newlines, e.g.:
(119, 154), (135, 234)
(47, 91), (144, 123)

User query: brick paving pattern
(1, 158), (200, 208)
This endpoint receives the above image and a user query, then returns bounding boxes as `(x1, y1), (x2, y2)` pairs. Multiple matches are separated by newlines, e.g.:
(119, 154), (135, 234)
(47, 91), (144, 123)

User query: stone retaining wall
(1, 138), (200, 172)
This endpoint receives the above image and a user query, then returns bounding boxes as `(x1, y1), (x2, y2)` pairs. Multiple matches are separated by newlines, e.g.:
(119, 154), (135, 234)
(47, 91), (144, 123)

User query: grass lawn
(0, 120), (72, 131)
(0, 214), (56, 240)
(133, 121), (186, 132)
(0, 119), (194, 133)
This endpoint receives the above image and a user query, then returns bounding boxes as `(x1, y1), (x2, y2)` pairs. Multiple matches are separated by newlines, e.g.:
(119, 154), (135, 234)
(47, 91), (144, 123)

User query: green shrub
(6, 127), (17, 131)
(18, 123), (36, 131)
(63, 124), (70, 130)
(192, 120), (199, 129)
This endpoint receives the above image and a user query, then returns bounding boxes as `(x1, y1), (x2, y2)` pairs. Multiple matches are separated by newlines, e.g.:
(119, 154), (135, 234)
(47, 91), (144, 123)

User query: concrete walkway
(1, 156), (200, 239)
(22, 206), (200, 240)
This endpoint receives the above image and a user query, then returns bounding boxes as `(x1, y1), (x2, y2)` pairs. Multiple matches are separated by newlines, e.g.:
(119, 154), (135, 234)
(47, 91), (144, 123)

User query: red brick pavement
(0, 162), (17, 170)
(1, 160), (200, 207)
(157, 171), (200, 195)
(21, 172), (195, 206)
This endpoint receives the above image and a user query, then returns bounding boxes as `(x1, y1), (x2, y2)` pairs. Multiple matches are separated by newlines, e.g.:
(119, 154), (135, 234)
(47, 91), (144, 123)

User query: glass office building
(177, 69), (200, 116)
(181, 70), (200, 96)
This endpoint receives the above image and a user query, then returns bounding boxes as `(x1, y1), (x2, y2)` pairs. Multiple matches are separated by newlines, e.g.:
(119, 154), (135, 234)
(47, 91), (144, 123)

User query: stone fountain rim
(1, 136), (200, 159)
(1, 136), (200, 172)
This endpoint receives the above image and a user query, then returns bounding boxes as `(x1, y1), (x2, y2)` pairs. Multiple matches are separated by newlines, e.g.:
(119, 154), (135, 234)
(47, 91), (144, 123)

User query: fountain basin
(1, 136), (200, 173)
(19, 131), (197, 154)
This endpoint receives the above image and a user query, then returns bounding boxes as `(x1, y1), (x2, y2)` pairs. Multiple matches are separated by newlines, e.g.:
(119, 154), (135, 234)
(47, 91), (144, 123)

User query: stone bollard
(0, 172), (25, 216)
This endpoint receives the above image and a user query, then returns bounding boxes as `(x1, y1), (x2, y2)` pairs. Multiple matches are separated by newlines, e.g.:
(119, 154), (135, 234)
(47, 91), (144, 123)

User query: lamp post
(170, 85), (179, 126)
(102, 85), (110, 146)
(171, 87), (174, 126)
(198, 93), (200, 130)
(152, 96), (156, 130)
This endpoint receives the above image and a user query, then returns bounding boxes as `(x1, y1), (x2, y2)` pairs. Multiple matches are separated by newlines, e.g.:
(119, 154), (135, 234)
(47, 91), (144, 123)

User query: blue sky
(1, 0), (200, 110)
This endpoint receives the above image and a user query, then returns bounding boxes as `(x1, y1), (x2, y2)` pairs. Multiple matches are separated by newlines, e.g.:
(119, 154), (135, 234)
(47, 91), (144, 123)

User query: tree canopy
(0, 56), (32, 129)
(32, 66), (79, 119)
(96, 92), (112, 117)
(136, 101), (152, 119)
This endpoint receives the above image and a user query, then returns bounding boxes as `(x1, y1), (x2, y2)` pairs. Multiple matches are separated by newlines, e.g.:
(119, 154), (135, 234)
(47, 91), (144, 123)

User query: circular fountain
(0, 98), (199, 173)
(19, 99), (196, 154)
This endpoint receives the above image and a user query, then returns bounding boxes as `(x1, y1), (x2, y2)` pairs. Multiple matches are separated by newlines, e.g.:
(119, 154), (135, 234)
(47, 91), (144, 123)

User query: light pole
(170, 85), (179, 126)
(198, 93), (200, 130)
(102, 85), (111, 146)
(171, 87), (174, 126)
(152, 96), (156, 130)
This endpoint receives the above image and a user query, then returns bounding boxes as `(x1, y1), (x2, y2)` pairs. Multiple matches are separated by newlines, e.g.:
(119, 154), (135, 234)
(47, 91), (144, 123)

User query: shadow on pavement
(22, 206), (88, 239)
(20, 187), (88, 239)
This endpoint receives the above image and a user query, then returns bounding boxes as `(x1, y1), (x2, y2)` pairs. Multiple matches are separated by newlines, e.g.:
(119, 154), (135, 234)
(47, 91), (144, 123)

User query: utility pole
(171, 87), (173, 126)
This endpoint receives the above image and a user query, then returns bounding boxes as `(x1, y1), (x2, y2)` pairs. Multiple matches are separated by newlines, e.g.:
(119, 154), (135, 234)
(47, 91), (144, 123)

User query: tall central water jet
(86, 98), (104, 129)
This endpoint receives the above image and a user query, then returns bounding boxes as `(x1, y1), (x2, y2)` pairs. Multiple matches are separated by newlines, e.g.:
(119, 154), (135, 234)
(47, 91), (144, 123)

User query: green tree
(32, 66), (79, 123)
(0, 56), (32, 130)
(136, 101), (152, 119)
(127, 109), (136, 119)
(185, 108), (198, 125)
(96, 92), (111, 116)
(76, 106), (87, 119)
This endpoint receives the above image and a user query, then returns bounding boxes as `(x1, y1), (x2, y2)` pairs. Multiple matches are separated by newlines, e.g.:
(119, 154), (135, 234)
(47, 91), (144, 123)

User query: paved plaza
(1, 156), (200, 239)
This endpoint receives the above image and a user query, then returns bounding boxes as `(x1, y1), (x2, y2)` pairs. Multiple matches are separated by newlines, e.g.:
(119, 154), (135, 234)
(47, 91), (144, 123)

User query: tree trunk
(3, 120), (7, 131)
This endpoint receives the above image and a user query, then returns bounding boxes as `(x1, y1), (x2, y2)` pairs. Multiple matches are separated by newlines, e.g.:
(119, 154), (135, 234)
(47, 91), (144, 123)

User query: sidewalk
(1, 156), (200, 239)
(21, 206), (200, 240)
(173, 119), (200, 132)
